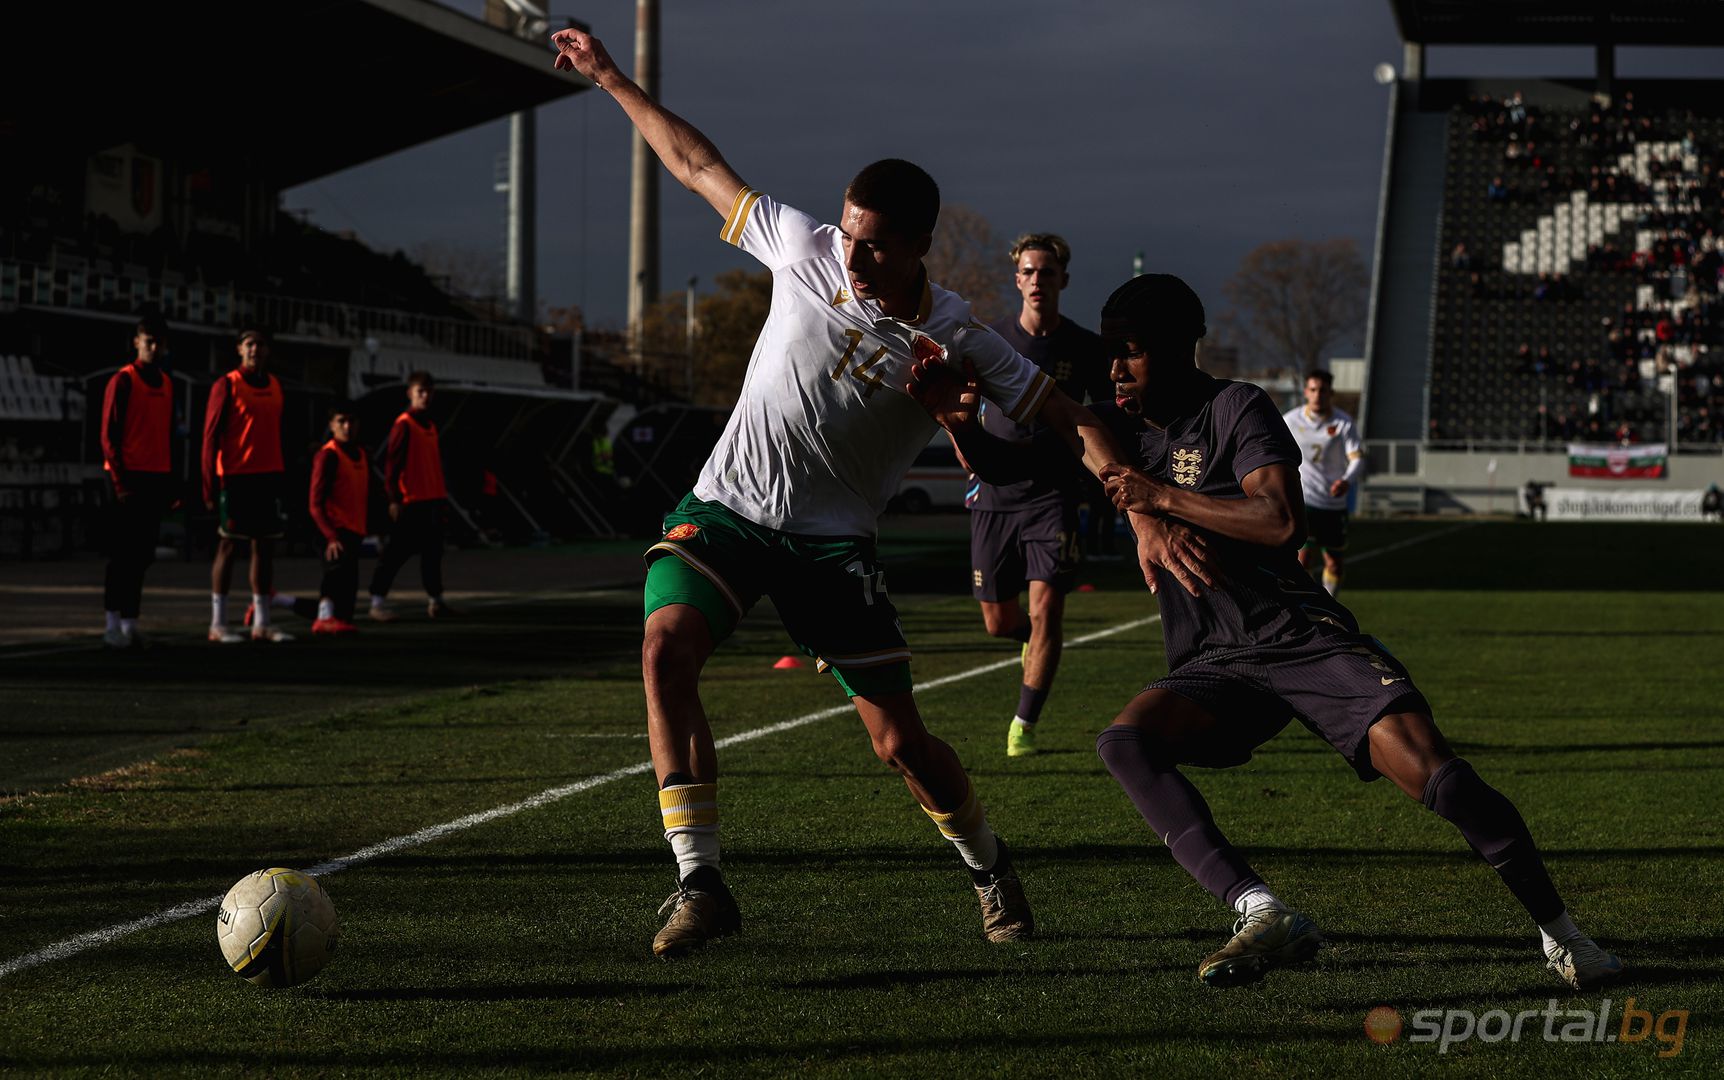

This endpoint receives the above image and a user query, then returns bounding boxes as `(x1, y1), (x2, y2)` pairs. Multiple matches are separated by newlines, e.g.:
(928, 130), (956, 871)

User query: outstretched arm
(553, 28), (745, 217)
(1037, 389), (1126, 481)
(904, 354), (1051, 484)
(905, 357), (1216, 596)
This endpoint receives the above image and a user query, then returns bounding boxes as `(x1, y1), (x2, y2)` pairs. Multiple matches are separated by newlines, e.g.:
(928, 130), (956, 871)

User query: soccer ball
(215, 867), (340, 988)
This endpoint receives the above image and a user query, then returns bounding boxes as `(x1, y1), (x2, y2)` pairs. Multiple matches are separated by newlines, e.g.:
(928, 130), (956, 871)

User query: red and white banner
(1567, 443), (1668, 479)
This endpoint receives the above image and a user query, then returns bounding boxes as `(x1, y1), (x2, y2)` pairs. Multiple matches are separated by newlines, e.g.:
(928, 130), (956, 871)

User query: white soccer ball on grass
(215, 867), (340, 987)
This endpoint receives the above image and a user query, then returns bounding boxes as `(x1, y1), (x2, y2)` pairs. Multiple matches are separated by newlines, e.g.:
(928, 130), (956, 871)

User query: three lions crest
(1170, 447), (1204, 487)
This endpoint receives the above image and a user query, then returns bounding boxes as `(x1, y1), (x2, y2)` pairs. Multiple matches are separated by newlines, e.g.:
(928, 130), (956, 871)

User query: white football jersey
(692, 189), (1054, 535)
(1282, 405), (1363, 511)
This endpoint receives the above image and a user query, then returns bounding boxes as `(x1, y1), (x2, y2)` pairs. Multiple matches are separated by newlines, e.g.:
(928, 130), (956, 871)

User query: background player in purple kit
(907, 272), (1624, 991)
(968, 233), (1111, 756)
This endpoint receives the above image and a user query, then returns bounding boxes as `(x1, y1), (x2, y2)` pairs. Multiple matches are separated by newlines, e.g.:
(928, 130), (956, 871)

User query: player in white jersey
(551, 27), (1172, 960)
(1281, 370), (1364, 596)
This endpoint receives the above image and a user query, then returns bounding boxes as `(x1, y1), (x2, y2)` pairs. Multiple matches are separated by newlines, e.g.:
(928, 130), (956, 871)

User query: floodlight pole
(507, 110), (536, 323)
(627, 0), (662, 370)
(493, 0), (549, 325)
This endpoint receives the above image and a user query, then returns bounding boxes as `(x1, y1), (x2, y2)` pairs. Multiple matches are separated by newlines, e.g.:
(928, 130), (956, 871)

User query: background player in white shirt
(551, 27), (1168, 959)
(1282, 370), (1363, 596)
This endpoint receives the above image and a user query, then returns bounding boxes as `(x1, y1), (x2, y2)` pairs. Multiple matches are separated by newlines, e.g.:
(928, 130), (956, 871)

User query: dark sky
(283, 1), (1720, 344)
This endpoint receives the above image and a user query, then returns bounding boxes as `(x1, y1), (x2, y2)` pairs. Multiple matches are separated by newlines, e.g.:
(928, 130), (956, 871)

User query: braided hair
(1100, 274), (1207, 352)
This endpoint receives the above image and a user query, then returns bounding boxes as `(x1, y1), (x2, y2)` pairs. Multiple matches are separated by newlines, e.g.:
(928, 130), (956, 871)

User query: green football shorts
(643, 493), (912, 697)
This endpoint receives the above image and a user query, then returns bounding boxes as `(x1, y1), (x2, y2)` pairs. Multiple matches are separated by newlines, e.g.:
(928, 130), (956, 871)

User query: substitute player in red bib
(202, 327), (291, 644)
(969, 233), (1110, 756)
(368, 371), (455, 621)
(99, 313), (178, 649)
(911, 273), (1623, 992)
(552, 27), (1147, 959)
(307, 403), (369, 635)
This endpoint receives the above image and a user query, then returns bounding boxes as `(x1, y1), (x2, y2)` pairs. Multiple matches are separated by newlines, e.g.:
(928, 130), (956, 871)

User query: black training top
(1092, 376), (1359, 671)
(970, 314), (1110, 511)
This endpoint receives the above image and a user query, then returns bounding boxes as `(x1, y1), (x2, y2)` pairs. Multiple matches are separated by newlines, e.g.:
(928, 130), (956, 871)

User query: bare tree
(1221, 238), (1368, 376)
(925, 204), (1009, 322)
(639, 268), (772, 406)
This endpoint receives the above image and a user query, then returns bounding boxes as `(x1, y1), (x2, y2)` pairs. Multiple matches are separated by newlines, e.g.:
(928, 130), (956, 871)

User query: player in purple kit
(907, 272), (1624, 990)
(969, 233), (1111, 756)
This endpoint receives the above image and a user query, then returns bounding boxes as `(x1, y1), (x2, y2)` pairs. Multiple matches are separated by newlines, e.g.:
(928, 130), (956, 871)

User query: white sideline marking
(0, 614), (1159, 982)
(0, 589), (634, 661)
(0, 519), (1456, 980)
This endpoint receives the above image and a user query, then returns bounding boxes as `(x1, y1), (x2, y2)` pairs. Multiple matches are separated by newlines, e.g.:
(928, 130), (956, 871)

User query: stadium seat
(1432, 98), (1724, 440)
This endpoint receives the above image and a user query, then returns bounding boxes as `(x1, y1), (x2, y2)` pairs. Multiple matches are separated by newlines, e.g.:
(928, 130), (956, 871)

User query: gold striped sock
(659, 782), (718, 836)
(922, 783), (985, 840)
(921, 782), (999, 872)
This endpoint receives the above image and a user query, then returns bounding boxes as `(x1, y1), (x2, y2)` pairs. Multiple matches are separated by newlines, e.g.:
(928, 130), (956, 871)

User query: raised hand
(551, 27), (621, 86)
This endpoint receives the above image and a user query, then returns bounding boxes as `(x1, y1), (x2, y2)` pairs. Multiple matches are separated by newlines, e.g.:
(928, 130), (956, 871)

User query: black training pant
(368, 499), (445, 599)
(321, 528), (364, 621)
(103, 474), (174, 618)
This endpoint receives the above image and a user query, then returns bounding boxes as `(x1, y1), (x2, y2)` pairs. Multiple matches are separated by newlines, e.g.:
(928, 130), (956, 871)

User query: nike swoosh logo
(1381, 676), (1404, 685)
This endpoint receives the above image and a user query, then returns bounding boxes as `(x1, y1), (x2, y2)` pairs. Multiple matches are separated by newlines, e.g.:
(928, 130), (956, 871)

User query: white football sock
(370, 594), (386, 609)
(921, 785), (998, 872)
(271, 592), (296, 608)
(669, 831), (722, 881)
(211, 594), (227, 627)
(317, 598), (335, 620)
(105, 611), (120, 632)
(120, 617), (138, 635)
(251, 594), (269, 629)
(1233, 885), (1286, 916)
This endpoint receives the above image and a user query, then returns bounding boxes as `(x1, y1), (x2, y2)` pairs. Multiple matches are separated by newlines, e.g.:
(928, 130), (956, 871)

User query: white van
(892, 435), (972, 513)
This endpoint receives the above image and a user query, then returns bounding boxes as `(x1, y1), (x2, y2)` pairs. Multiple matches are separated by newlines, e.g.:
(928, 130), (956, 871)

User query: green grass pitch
(0, 520), (1718, 1076)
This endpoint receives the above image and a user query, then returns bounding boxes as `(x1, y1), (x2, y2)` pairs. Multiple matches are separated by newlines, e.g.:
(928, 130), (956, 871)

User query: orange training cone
(773, 655), (806, 669)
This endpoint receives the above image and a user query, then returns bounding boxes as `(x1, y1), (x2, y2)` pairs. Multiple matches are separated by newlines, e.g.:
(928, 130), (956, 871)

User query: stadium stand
(0, 2), (740, 553)
(1360, 2), (1724, 513)
(1430, 89), (1723, 445)
(0, 355), (82, 424)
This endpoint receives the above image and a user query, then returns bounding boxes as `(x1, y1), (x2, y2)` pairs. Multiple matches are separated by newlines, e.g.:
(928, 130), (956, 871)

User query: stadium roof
(0, 0), (591, 188)
(1387, 0), (1724, 46)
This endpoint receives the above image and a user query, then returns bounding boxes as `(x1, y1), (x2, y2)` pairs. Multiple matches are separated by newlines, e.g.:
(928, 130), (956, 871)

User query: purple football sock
(1422, 758), (1564, 924)
(1096, 724), (1264, 908)
(1016, 684), (1050, 724)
